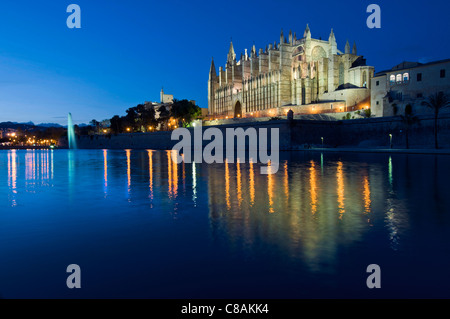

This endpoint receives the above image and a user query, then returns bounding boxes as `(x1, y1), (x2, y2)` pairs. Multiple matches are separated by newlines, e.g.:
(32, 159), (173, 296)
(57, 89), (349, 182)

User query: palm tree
(400, 104), (419, 149)
(422, 92), (450, 149)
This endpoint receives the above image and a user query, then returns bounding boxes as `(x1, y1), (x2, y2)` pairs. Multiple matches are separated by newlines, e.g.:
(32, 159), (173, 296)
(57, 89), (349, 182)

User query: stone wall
(289, 113), (450, 148)
(65, 113), (450, 151)
(73, 121), (292, 151)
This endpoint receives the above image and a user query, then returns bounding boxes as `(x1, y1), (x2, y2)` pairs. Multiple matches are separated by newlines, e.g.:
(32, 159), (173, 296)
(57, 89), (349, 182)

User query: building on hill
(160, 88), (174, 104)
(371, 59), (450, 117)
(208, 25), (374, 119)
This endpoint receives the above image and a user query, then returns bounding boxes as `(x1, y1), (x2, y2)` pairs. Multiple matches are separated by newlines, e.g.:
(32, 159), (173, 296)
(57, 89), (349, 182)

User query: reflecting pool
(1, 149), (450, 298)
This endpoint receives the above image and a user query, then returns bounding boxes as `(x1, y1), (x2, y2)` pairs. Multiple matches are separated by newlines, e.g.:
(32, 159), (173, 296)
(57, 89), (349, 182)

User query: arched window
(396, 74), (402, 83)
(339, 63), (344, 86)
(390, 75), (395, 84)
(403, 73), (409, 82)
(362, 71), (367, 88)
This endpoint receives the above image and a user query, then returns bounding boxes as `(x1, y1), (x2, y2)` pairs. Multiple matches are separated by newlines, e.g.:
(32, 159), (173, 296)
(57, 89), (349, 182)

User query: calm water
(0, 149), (450, 298)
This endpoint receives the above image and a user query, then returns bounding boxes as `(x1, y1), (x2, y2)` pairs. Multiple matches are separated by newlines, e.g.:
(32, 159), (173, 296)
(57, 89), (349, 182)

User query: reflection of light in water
(385, 207), (399, 250)
(167, 150), (172, 198)
(337, 161), (345, 218)
(284, 161), (289, 202)
(192, 161), (197, 206)
(363, 175), (371, 217)
(267, 161), (275, 213)
(25, 151), (33, 181)
(51, 149), (54, 180)
(41, 151), (45, 180)
(388, 156), (393, 186)
(182, 155), (186, 193)
(309, 160), (317, 215)
(7, 150), (17, 207)
(172, 151), (178, 198)
(126, 149), (131, 194)
(249, 161), (255, 206)
(68, 150), (75, 190)
(41, 150), (50, 183)
(32, 150), (36, 180)
(225, 159), (231, 210)
(385, 155), (404, 251)
(320, 152), (324, 175)
(236, 158), (242, 207)
(148, 150), (153, 201)
(207, 155), (409, 274)
(26, 150), (53, 185)
(103, 149), (108, 194)
(166, 150), (178, 199)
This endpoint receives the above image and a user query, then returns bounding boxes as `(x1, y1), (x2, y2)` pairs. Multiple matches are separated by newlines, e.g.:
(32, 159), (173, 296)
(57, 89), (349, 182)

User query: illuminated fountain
(67, 113), (77, 149)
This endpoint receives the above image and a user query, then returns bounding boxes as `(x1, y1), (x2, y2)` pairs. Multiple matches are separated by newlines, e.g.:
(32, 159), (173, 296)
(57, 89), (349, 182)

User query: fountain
(67, 113), (77, 149)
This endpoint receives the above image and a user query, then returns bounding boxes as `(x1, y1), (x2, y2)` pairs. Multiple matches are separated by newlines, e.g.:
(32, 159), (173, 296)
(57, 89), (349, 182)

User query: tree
(139, 103), (157, 131)
(400, 104), (419, 149)
(125, 107), (139, 131)
(110, 115), (123, 134)
(421, 92), (450, 149)
(90, 119), (100, 133)
(158, 105), (171, 130)
(170, 99), (202, 127)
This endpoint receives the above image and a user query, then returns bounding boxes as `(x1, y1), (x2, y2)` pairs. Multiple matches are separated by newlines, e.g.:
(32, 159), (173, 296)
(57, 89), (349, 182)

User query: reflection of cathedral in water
(205, 154), (408, 272)
(98, 150), (411, 268)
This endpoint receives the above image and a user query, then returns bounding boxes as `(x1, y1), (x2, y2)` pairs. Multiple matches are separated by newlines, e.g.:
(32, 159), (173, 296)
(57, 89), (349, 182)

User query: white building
(208, 25), (374, 118)
(371, 59), (450, 117)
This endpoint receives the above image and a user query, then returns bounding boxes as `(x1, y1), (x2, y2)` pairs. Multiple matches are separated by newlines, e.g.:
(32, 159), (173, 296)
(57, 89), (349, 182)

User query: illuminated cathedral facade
(208, 25), (374, 118)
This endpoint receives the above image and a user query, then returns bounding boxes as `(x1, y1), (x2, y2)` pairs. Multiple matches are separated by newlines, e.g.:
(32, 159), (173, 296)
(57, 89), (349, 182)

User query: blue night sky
(0, 0), (448, 125)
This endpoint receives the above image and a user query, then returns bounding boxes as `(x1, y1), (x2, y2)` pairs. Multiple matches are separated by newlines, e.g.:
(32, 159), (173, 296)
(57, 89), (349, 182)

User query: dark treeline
(104, 99), (201, 134)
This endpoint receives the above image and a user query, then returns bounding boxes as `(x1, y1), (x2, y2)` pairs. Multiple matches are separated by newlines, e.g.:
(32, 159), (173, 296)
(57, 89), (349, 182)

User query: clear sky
(0, 0), (448, 125)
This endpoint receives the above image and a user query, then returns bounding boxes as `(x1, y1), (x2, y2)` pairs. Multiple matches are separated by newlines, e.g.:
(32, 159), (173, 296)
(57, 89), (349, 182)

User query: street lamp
(321, 137), (324, 148)
(389, 133), (393, 149)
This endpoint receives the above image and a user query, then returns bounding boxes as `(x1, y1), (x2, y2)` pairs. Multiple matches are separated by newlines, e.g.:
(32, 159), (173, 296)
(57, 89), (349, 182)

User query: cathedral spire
(280, 29), (284, 44)
(345, 40), (350, 54)
(209, 57), (216, 77)
(227, 40), (236, 63)
(352, 41), (357, 55)
(328, 28), (335, 42)
(304, 24), (311, 39)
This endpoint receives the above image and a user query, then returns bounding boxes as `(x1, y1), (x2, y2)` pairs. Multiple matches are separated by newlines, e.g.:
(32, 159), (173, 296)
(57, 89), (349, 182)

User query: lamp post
(389, 133), (393, 149)
(321, 137), (324, 148)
